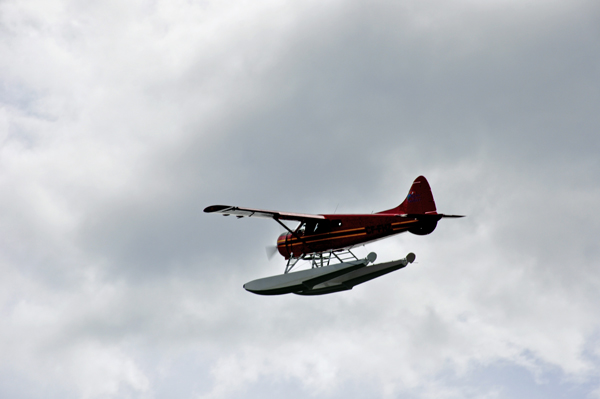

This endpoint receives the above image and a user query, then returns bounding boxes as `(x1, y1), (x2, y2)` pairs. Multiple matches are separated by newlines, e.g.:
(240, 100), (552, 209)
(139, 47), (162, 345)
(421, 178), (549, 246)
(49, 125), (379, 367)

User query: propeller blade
(265, 245), (278, 260)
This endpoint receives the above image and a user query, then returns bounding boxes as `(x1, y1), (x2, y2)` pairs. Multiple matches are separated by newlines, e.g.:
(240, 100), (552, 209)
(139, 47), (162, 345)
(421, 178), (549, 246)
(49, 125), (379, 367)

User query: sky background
(1, 0), (600, 398)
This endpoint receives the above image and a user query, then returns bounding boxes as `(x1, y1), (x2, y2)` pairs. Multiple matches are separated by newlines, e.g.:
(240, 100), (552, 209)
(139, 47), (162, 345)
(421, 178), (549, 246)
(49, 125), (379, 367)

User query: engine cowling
(408, 221), (437, 235)
(277, 232), (292, 259)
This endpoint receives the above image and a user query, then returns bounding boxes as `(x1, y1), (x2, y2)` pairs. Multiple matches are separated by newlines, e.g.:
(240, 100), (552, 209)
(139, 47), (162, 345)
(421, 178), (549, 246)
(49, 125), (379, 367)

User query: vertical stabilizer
(378, 176), (437, 215)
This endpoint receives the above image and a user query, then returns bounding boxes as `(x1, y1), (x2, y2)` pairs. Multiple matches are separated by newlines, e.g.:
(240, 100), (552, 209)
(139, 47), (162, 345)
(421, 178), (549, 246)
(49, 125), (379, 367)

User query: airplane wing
(203, 205), (326, 221)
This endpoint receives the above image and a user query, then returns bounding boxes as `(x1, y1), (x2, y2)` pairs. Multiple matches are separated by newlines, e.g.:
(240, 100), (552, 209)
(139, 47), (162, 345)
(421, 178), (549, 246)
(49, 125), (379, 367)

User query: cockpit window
(299, 220), (329, 235)
(296, 220), (337, 235)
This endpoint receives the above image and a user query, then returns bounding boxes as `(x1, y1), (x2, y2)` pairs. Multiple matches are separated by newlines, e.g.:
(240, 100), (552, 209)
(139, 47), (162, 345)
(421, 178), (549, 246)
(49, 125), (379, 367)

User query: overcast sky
(1, 0), (600, 398)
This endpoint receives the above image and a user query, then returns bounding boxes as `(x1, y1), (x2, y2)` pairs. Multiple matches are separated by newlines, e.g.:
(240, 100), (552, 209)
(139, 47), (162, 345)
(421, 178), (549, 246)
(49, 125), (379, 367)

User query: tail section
(379, 176), (437, 215)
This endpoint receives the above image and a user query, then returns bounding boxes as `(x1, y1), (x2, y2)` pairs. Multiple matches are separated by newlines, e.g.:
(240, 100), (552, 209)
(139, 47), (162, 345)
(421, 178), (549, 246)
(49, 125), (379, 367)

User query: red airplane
(205, 176), (463, 295)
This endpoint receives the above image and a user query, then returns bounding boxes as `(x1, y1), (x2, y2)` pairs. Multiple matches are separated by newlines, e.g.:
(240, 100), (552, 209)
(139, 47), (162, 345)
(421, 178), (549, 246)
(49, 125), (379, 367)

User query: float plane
(204, 176), (463, 295)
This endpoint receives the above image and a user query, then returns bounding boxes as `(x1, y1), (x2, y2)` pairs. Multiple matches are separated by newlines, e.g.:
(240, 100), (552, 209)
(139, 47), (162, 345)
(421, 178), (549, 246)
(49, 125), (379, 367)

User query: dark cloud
(1, 0), (600, 398)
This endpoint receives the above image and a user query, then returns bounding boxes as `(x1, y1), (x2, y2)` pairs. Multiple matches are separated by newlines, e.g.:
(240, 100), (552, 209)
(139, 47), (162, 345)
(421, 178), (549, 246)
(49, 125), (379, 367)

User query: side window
(299, 220), (339, 235)
(304, 221), (316, 234)
(314, 220), (332, 234)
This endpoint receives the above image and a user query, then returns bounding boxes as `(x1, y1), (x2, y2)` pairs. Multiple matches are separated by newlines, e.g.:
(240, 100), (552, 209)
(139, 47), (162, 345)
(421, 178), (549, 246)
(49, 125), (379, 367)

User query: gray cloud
(1, 0), (600, 398)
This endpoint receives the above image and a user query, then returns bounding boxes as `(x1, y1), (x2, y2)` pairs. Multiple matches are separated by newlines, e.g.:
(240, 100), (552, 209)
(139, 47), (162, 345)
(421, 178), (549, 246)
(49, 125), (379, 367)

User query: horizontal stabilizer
(396, 213), (465, 220)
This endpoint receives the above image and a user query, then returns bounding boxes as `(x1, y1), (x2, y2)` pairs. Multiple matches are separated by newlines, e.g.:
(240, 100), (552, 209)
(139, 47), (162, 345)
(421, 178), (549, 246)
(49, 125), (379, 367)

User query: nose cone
(277, 232), (292, 259)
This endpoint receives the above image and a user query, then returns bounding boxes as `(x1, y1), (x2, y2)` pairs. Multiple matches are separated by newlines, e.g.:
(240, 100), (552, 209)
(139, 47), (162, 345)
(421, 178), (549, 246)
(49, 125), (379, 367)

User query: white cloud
(1, 0), (600, 398)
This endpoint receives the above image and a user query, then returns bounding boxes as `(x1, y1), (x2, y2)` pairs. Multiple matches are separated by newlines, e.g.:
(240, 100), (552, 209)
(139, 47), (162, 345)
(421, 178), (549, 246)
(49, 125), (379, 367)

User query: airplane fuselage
(205, 175), (461, 261)
(277, 213), (439, 259)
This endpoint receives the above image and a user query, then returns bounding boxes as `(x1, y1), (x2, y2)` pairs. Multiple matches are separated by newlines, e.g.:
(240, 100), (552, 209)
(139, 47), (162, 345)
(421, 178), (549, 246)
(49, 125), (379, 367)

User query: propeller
(265, 245), (278, 260)
(265, 222), (290, 260)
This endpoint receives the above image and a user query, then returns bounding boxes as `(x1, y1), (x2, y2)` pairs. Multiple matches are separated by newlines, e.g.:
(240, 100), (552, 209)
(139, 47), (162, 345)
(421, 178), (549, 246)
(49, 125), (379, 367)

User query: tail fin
(378, 176), (437, 215)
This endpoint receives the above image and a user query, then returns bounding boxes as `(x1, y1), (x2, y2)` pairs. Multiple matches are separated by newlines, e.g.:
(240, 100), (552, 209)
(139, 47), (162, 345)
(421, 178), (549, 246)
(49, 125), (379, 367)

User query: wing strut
(273, 217), (308, 245)
(284, 249), (360, 274)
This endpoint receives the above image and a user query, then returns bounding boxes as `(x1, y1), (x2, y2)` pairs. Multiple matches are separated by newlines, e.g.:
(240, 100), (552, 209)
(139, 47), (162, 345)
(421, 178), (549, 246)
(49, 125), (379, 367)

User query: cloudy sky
(1, 0), (600, 398)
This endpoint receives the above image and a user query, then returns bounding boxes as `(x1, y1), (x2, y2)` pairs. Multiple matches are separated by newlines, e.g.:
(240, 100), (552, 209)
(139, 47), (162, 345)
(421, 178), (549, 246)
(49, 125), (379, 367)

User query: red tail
(378, 176), (437, 215)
